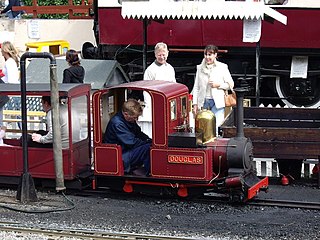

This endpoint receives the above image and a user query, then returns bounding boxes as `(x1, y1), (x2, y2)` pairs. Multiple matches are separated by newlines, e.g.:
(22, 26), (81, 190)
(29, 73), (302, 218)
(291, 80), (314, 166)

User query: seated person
(0, 126), (11, 146)
(103, 99), (151, 176)
(0, 126), (6, 144)
(28, 96), (69, 149)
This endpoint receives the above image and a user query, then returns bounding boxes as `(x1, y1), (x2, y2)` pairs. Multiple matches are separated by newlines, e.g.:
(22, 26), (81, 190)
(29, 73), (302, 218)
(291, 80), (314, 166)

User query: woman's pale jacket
(192, 59), (234, 109)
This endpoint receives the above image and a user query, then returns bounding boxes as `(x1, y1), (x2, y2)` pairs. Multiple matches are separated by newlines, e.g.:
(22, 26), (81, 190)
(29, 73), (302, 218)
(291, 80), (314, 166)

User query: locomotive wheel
(229, 191), (245, 204)
(276, 76), (320, 107)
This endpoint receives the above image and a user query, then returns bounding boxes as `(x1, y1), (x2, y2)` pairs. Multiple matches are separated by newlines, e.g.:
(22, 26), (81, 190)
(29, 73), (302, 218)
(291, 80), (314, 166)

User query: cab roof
(106, 80), (189, 97)
(0, 83), (91, 96)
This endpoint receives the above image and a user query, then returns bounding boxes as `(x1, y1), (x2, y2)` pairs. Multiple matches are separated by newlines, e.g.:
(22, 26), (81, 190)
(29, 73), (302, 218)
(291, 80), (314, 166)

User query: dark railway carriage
(0, 83), (92, 188)
(84, 0), (320, 108)
(92, 80), (268, 201)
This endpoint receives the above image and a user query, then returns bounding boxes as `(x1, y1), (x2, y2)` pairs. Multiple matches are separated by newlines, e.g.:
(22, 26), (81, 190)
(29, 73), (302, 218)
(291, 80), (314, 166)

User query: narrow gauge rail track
(199, 194), (320, 210)
(0, 224), (196, 240)
(248, 198), (320, 210)
(76, 188), (320, 211)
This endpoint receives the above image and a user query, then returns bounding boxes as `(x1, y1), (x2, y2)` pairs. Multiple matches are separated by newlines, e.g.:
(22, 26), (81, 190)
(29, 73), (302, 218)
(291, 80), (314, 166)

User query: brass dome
(195, 109), (216, 143)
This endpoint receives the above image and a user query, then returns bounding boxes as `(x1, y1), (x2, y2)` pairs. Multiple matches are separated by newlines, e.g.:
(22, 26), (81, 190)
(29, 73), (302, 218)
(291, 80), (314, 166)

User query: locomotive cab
(93, 80), (268, 201)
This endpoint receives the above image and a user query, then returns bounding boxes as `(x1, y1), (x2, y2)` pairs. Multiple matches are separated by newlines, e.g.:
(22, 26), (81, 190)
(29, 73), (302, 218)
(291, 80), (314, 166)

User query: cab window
(170, 100), (177, 120)
(181, 96), (187, 118)
(71, 95), (88, 142)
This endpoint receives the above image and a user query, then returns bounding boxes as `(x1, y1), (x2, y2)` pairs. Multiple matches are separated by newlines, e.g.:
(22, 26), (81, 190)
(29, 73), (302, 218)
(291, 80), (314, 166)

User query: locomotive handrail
(170, 48), (228, 54)
(261, 67), (320, 76)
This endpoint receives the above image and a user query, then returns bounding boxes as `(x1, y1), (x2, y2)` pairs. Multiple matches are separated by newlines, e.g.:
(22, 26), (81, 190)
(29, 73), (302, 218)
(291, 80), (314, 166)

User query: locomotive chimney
(234, 88), (247, 139)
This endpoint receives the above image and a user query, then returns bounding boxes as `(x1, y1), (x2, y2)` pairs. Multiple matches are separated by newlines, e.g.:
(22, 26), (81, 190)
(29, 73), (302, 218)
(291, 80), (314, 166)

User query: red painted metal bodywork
(98, 8), (320, 49)
(207, 138), (229, 176)
(151, 148), (213, 181)
(248, 176), (269, 200)
(93, 81), (229, 182)
(93, 81), (219, 181)
(94, 144), (124, 176)
(0, 84), (91, 181)
(0, 141), (82, 179)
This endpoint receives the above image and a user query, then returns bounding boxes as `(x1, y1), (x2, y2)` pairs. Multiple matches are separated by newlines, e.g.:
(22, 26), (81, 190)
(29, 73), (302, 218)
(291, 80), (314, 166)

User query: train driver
(103, 99), (151, 176)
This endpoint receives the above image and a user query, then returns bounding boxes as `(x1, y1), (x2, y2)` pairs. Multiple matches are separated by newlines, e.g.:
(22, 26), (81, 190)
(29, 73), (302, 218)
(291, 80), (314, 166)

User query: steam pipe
(143, 18), (148, 72)
(49, 61), (66, 191)
(255, 41), (261, 106)
(234, 88), (247, 139)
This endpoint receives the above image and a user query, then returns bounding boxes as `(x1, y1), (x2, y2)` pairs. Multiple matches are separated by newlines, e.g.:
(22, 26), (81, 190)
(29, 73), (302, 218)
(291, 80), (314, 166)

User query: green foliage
(23, 0), (85, 6)
(22, 0), (89, 19)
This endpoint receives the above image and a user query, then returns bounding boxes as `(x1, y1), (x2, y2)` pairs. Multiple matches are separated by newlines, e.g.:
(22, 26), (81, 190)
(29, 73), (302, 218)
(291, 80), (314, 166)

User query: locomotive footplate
(168, 132), (203, 148)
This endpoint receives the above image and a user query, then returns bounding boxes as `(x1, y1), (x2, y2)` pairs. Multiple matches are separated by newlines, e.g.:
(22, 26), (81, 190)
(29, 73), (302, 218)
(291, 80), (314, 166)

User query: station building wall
(0, 19), (95, 67)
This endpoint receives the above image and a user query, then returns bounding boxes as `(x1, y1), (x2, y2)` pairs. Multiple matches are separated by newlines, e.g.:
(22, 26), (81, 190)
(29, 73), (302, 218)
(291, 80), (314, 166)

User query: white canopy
(121, 0), (287, 25)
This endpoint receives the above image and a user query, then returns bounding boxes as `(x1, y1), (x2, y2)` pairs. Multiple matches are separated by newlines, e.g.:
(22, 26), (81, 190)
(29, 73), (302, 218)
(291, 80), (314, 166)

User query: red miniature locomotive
(92, 80), (268, 201)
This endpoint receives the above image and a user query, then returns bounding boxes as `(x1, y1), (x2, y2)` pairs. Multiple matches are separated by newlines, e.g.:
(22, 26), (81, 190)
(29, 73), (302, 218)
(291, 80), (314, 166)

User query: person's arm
(81, 67), (85, 83)
(40, 110), (53, 144)
(220, 65), (234, 90)
(0, 126), (6, 139)
(33, 111), (53, 144)
(135, 124), (151, 142)
(5, 59), (19, 83)
(63, 69), (72, 83)
(170, 64), (176, 83)
(143, 65), (154, 80)
(113, 122), (148, 149)
(192, 67), (200, 115)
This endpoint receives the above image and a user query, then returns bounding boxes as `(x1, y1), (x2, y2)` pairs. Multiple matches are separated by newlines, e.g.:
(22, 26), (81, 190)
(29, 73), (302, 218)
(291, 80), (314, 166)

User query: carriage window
(108, 95), (115, 114)
(181, 96), (187, 118)
(2, 96), (45, 139)
(170, 100), (177, 120)
(71, 95), (88, 142)
(100, 93), (115, 136)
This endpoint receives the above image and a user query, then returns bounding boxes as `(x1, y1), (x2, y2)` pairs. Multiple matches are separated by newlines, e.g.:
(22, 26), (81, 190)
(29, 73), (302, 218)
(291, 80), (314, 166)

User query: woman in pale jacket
(192, 45), (234, 135)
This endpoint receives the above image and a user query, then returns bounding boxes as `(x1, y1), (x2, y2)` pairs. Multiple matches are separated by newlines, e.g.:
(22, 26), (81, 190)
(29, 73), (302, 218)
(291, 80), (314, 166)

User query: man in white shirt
(141, 42), (176, 137)
(143, 42), (176, 82)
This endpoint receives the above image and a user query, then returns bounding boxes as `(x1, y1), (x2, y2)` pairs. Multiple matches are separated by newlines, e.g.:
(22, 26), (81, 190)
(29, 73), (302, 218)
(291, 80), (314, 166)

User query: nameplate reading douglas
(168, 155), (203, 165)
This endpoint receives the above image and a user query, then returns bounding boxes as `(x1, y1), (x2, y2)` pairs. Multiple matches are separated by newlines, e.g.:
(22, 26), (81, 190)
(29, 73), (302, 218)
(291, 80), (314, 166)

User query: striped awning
(121, 0), (287, 25)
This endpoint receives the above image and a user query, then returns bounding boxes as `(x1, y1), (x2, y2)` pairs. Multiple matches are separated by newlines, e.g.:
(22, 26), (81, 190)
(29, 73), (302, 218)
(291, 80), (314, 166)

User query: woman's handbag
(224, 89), (236, 107)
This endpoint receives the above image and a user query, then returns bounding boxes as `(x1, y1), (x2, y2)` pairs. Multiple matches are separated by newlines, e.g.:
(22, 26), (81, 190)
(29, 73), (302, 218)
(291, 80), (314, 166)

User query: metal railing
(12, 0), (93, 19)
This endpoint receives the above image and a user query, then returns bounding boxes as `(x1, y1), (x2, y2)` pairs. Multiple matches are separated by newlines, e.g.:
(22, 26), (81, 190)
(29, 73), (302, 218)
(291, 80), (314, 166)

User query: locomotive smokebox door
(168, 132), (203, 148)
(227, 138), (254, 175)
